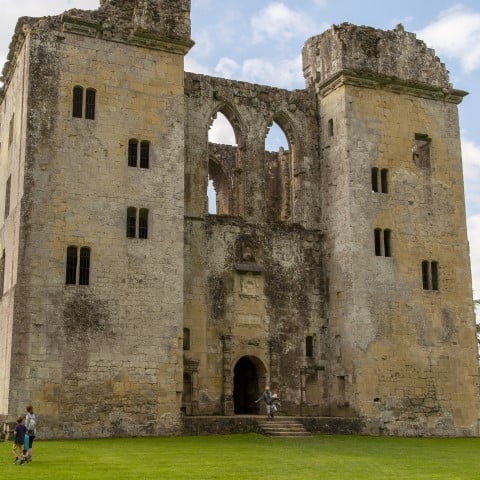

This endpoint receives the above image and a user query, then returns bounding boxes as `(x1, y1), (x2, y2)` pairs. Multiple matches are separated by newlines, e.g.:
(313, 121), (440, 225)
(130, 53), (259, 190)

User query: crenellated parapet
(302, 23), (466, 102)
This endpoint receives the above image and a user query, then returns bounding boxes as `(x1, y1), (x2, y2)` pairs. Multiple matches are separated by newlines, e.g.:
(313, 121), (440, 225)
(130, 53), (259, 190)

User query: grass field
(2, 434), (480, 479)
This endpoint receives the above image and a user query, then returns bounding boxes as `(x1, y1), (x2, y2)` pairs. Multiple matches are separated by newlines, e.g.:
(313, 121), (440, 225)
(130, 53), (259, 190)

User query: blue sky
(1, 1), (479, 299)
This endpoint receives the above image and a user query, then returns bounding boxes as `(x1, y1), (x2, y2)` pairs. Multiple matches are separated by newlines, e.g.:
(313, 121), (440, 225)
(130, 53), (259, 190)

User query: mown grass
(2, 434), (480, 479)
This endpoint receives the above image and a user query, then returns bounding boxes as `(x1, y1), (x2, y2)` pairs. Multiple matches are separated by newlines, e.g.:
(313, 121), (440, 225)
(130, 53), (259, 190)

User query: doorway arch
(233, 356), (266, 414)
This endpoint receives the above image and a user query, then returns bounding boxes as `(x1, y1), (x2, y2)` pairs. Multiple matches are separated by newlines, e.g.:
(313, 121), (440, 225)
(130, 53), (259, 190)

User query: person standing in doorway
(255, 386), (275, 419)
(25, 405), (37, 462)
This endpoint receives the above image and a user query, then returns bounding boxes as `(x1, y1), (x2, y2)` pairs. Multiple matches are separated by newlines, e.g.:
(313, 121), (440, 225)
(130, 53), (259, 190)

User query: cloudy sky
(1, 1), (480, 299)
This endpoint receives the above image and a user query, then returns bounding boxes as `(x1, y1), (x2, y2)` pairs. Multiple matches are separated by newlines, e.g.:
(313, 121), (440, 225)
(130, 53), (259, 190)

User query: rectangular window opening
(127, 207), (137, 238)
(79, 247), (90, 285)
(183, 328), (191, 351)
(384, 229), (392, 257)
(371, 167), (379, 192)
(328, 118), (334, 137)
(431, 261), (439, 291)
(306, 336), (314, 358)
(140, 141), (150, 169)
(413, 133), (431, 169)
(72, 87), (83, 118)
(85, 89), (96, 120)
(66, 246), (78, 285)
(128, 140), (138, 167)
(380, 169), (388, 193)
(421, 260), (430, 290)
(374, 229), (382, 256)
(0, 249), (5, 296)
(139, 209), (149, 239)
(4, 175), (11, 219)
(8, 114), (14, 146)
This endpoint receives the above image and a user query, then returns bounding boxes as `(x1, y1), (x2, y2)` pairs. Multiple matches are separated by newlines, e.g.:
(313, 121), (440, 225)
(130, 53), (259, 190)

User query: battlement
(302, 23), (453, 91)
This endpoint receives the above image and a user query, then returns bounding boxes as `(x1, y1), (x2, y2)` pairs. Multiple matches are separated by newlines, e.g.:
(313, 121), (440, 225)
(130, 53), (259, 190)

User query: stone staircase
(257, 417), (312, 437)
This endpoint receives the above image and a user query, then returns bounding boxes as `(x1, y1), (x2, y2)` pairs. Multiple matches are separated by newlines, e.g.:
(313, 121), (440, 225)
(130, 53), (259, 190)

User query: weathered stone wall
(2, 3), (191, 437)
(0, 34), (31, 418)
(184, 216), (326, 416)
(184, 73), (320, 228)
(183, 73), (327, 418)
(304, 23), (479, 436)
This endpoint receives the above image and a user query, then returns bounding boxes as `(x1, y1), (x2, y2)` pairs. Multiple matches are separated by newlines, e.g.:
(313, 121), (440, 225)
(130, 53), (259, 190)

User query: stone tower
(303, 23), (479, 435)
(0, 0), (193, 437)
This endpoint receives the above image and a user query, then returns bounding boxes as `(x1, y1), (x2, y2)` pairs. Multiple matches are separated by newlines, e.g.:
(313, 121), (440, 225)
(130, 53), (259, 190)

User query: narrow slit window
(0, 249), (5, 296)
(4, 175), (11, 219)
(8, 114), (14, 146)
(306, 336), (314, 358)
(422, 261), (430, 290)
(374, 229), (382, 256)
(66, 246), (78, 285)
(72, 87), (83, 118)
(431, 261), (439, 291)
(139, 208), (149, 239)
(128, 140), (138, 167)
(85, 88), (96, 120)
(371, 167), (379, 192)
(380, 169), (388, 193)
(127, 207), (137, 238)
(328, 118), (334, 137)
(183, 328), (191, 351)
(140, 141), (150, 169)
(79, 247), (90, 285)
(384, 229), (392, 257)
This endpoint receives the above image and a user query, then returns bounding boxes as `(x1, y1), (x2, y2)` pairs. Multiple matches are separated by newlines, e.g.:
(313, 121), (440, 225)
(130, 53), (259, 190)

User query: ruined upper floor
(303, 23), (466, 101)
(1, 0), (193, 95)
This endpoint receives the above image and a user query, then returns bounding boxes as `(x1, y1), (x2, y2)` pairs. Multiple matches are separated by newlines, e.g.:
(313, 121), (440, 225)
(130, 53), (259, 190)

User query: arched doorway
(233, 356), (265, 414)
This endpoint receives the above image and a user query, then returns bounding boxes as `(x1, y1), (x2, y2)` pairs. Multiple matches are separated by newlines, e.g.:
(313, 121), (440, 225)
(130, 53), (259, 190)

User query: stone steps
(257, 418), (312, 437)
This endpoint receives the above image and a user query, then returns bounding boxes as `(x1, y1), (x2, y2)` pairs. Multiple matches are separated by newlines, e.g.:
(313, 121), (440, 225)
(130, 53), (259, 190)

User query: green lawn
(2, 434), (480, 479)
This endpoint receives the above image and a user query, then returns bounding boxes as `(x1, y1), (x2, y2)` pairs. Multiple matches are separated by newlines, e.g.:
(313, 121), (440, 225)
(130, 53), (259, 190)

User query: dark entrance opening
(233, 356), (261, 414)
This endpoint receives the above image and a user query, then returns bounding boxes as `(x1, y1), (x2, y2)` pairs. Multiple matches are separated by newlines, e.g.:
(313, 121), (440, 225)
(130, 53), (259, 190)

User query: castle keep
(1, 0), (478, 438)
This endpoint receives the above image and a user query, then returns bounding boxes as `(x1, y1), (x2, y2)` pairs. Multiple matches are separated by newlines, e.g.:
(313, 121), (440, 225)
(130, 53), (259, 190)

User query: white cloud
(189, 30), (216, 60)
(214, 58), (240, 79)
(467, 214), (480, 298)
(241, 55), (303, 88)
(184, 57), (211, 75)
(463, 138), (480, 184)
(251, 3), (317, 43)
(1, 1), (99, 77)
(462, 137), (480, 221)
(189, 54), (304, 89)
(462, 137), (480, 298)
(416, 6), (480, 72)
(312, 0), (328, 7)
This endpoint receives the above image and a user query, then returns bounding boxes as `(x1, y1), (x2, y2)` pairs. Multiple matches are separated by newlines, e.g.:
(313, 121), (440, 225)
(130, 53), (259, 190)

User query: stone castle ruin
(0, 0), (478, 438)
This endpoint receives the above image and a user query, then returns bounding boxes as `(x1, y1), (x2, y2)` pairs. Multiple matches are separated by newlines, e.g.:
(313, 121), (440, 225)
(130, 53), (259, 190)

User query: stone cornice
(1, 7), (194, 99)
(60, 15), (194, 55)
(317, 71), (468, 104)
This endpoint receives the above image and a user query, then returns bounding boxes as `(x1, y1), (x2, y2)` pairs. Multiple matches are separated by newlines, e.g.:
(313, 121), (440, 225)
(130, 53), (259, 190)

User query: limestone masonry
(0, 0), (478, 438)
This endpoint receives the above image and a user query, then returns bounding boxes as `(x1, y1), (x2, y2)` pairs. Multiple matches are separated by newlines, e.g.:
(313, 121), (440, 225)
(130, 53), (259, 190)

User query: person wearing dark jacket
(12, 417), (27, 465)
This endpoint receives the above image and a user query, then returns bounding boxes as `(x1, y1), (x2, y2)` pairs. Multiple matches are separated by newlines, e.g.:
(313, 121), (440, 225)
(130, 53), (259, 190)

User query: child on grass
(12, 416), (27, 465)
